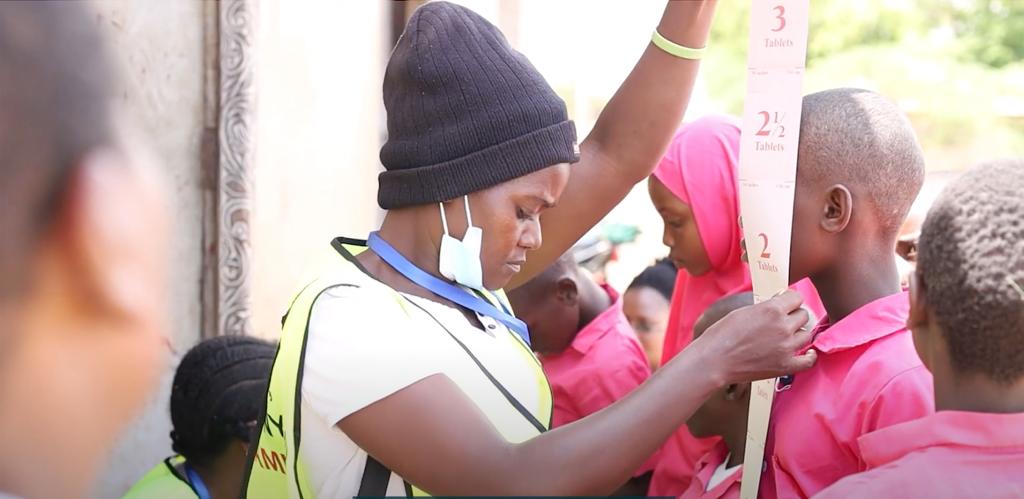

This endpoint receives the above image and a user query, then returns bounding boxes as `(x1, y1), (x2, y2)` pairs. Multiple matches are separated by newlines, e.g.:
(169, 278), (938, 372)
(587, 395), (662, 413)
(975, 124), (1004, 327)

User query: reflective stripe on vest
(122, 456), (198, 499)
(242, 237), (552, 498)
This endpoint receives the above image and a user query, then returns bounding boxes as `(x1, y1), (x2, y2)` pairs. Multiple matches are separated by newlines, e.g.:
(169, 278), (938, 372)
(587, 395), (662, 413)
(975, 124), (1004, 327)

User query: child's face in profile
(622, 285), (670, 371)
(686, 311), (751, 439)
(649, 177), (713, 277)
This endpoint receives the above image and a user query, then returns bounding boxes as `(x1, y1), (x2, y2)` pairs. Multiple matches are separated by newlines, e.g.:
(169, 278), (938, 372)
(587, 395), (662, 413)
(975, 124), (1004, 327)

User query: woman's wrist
(662, 335), (729, 399)
(656, 0), (717, 50)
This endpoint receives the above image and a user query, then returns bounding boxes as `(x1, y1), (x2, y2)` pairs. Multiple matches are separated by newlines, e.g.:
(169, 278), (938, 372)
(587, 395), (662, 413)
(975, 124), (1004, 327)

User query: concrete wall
(250, 0), (388, 338)
(90, 0), (390, 495)
(90, 1), (205, 496)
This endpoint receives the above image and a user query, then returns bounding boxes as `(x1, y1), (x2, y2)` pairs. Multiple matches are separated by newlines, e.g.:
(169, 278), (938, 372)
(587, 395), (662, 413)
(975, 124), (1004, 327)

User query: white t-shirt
(298, 269), (548, 497)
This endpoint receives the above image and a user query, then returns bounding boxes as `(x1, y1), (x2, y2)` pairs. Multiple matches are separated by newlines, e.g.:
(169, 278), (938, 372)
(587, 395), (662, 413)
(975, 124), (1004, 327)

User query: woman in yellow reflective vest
(126, 336), (275, 499)
(244, 1), (818, 497)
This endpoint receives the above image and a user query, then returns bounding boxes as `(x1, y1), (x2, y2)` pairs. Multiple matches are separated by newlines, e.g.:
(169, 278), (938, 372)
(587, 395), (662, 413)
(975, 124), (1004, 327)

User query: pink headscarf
(653, 115), (751, 363)
(652, 115), (825, 363)
(647, 115), (826, 496)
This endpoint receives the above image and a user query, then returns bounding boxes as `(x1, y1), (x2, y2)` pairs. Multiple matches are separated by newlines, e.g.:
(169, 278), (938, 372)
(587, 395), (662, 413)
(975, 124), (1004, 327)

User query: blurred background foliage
(704, 0), (1024, 171)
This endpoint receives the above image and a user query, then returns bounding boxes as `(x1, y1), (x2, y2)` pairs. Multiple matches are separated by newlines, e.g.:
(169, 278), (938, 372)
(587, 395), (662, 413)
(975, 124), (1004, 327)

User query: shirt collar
(696, 441), (742, 494)
(569, 284), (623, 355)
(858, 410), (1024, 468)
(812, 291), (910, 354)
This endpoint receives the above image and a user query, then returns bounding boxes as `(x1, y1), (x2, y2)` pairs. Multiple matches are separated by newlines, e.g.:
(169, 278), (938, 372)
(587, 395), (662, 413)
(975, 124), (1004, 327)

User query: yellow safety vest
(122, 456), (198, 499)
(241, 237), (552, 498)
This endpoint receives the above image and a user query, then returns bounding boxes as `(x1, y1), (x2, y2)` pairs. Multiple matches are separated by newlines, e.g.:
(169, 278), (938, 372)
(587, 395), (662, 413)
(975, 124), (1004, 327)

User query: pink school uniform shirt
(649, 117), (827, 497)
(540, 285), (659, 475)
(814, 411), (1024, 498)
(679, 441), (741, 499)
(761, 291), (935, 499)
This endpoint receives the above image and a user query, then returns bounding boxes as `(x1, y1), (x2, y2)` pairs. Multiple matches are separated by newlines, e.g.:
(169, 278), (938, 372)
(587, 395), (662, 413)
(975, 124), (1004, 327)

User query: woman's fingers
(769, 289), (804, 314)
(783, 306), (811, 336)
(786, 348), (818, 373)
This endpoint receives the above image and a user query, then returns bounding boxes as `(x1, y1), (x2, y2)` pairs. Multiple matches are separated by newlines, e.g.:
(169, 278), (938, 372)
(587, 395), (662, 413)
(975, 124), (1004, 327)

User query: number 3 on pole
(771, 5), (786, 32)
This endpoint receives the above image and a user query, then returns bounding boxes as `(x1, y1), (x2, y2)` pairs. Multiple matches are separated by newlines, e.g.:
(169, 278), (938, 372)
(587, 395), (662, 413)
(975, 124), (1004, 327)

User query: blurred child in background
(124, 336), (276, 499)
(508, 253), (658, 493)
(895, 171), (960, 288)
(623, 259), (677, 372)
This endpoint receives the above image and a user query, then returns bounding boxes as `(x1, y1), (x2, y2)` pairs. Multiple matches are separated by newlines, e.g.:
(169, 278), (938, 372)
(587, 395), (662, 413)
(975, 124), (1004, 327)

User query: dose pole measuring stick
(737, 1), (810, 498)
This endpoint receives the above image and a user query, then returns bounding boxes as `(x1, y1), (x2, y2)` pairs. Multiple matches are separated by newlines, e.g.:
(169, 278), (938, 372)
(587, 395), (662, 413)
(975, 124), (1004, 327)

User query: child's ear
(555, 277), (579, 306)
(725, 383), (751, 401)
(821, 184), (853, 233)
(907, 271), (931, 331)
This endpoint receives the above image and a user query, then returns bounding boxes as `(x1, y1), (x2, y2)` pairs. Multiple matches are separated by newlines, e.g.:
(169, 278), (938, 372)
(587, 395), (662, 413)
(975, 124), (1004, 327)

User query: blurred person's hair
(627, 258), (678, 301)
(0, 1), (117, 296)
(170, 336), (277, 466)
(917, 158), (1024, 384)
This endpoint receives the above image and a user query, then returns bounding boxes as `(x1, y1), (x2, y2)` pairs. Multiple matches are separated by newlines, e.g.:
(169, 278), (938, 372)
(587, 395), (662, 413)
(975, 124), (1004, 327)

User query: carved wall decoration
(208, 0), (256, 337)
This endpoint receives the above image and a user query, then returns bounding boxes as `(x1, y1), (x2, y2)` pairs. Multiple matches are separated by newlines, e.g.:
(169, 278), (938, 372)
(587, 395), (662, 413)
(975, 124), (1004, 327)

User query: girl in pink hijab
(646, 115), (825, 495)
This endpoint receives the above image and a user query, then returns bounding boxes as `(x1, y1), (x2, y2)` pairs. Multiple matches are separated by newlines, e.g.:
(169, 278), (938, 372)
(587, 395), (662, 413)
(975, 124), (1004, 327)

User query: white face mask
(438, 196), (485, 290)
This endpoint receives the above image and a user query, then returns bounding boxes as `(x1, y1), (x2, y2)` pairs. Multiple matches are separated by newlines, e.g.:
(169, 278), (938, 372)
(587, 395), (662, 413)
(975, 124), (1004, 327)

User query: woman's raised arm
(512, 1), (717, 289)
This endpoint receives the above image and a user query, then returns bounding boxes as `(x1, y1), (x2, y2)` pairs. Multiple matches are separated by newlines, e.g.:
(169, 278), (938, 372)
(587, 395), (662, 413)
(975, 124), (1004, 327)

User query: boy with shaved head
(817, 159), (1024, 498)
(759, 88), (935, 498)
(508, 253), (658, 491)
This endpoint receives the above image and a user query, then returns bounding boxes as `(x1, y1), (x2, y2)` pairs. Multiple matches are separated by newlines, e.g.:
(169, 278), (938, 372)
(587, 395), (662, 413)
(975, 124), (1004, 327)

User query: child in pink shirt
(508, 253), (657, 494)
(679, 293), (754, 499)
(815, 159), (1024, 498)
(759, 89), (936, 498)
(647, 115), (825, 496)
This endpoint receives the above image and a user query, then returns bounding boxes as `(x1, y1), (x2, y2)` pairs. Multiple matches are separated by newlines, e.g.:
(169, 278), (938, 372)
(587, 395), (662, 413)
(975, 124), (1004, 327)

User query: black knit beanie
(378, 1), (580, 209)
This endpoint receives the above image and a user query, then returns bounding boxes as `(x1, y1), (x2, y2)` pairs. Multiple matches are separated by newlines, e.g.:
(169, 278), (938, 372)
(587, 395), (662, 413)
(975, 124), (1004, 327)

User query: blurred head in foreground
(0, 2), (170, 497)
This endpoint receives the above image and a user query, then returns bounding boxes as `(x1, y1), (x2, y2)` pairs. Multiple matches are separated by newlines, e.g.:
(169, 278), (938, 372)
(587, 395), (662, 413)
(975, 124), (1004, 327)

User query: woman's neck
(356, 213), (472, 317)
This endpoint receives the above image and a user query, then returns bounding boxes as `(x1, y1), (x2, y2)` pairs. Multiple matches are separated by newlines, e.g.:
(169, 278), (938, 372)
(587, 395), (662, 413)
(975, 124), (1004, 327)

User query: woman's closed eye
(517, 205), (542, 221)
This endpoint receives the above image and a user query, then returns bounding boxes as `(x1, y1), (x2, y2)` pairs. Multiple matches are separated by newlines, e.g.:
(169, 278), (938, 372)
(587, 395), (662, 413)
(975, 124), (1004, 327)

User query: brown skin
(0, 144), (170, 498)
(648, 176), (713, 276)
(358, 165), (570, 322)
(623, 286), (670, 371)
(686, 303), (753, 469)
(190, 440), (250, 499)
(788, 176), (902, 322)
(507, 262), (612, 356)
(338, 2), (819, 495)
(338, 284), (815, 495)
(510, 263), (648, 495)
(908, 273), (1024, 413)
(504, 2), (719, 290)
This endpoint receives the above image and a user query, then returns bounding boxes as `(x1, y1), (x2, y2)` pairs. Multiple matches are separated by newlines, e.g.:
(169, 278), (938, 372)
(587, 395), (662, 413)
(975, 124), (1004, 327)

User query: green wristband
(651, 29), (707, 60)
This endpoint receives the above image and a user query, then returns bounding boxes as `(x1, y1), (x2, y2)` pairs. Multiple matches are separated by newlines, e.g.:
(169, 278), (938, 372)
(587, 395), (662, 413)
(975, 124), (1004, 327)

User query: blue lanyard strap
(366, 232), (531, 346)
(184, 464), (211, 499)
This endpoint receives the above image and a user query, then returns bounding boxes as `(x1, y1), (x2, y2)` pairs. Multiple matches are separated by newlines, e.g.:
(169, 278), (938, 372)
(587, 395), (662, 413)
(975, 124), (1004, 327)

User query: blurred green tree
(703, 0), (1024, 171)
